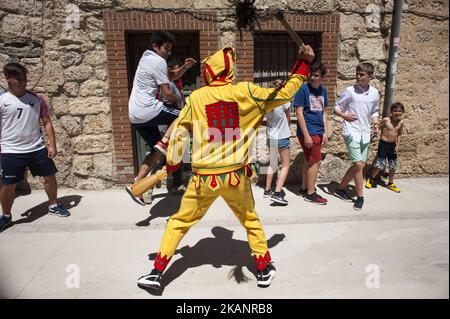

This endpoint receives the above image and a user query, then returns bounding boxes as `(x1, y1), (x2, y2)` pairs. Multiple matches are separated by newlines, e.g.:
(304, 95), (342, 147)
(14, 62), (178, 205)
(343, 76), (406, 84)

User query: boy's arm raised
(248, 46), (314, 112)
(169, 58), (197, 81)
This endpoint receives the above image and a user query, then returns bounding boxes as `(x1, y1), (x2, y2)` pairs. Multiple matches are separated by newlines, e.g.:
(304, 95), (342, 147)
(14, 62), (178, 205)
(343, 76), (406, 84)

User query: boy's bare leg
(388, 169), (396, 184)
(274, 148), (289, 193)
(0, 183), (16, 215)
(353, 161), (366, 197)
(338, 165), (355, 189)
(370, 166), (380, 179)
(265, 169), (274, 191)
(135, 152), (161, 182)
(306, 161), (321, 195)
(43, 175), (58, 206)
(301, 159), (307, 191)
(265, 146), (278, 191)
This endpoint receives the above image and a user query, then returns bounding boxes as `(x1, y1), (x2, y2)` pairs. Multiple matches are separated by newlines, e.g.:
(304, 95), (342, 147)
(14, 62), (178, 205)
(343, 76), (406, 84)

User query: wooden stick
(274, 11), (306, 49)
(131, 168), (168, 197)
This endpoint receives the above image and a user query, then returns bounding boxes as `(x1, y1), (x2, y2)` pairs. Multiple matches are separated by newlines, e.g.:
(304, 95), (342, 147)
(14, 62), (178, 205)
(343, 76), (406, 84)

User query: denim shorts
(267, 137), (290, 150)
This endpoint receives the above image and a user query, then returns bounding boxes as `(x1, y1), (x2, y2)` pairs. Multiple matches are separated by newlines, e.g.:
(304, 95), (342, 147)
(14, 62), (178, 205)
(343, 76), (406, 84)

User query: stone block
(72, 134), (112, 154)
(83, 114), (113, 134)
(95, 68), (108, 81)
(74, 0), (114, 9)
(61, 51), (83, 68)
(339, 13), (365, 41)
(0, 0), (19, 13)
(64, 64), (93, 82)
(79, 79), (109, 97)
(152, 0), (190, 9)
(357, 38), (386, 61)
(288, 0), (333, 12)
(84, 49), (107, 66)
(2, 14), (28, 36)
(93, 152), (115, 178)
(51, 95), (70, 116)
(116, 0), (151, 9)
(364, 3), (381, 32)
(339, 40), (358, 61)
(337, 59), (359, 80)
(73, 154), (94, 176)
(63, 82), (80, 97)
(68, 97), (111, 115)
(60, 115), (82, 137)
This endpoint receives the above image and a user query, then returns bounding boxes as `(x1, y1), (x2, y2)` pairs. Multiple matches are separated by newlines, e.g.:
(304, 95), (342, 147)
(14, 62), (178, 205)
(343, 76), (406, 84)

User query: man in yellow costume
(137, 45), (315, 290)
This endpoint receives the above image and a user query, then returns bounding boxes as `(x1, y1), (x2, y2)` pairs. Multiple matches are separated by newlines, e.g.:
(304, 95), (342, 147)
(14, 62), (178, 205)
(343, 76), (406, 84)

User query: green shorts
(344, 136), (370, 163)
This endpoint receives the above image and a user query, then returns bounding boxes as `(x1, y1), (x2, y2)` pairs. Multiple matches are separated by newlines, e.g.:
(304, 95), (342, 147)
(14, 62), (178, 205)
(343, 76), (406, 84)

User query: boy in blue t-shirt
(293, 62), (329, 205)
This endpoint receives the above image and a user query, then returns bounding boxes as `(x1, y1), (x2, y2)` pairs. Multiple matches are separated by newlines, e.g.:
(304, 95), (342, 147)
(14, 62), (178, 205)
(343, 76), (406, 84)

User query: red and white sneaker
(154, 141), (168, 156)
(304, 192), (328, 205)
(126, 185), (145, 206)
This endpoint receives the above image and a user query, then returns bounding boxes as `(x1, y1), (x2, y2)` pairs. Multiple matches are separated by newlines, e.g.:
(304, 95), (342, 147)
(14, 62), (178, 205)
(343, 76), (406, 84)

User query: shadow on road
(140, 226), (286, 295)
(135, 193), (183, 227)
(12, 195), (82, 225)
(317, 181), (357, 199)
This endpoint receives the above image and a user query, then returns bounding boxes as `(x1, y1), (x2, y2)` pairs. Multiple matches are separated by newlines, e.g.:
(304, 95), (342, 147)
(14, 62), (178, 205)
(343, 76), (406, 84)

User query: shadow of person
(12, 195), (82, 225)
(135, 193), (183, 227)
(144, 227), (285, 293)
(317, 181), (357, 198)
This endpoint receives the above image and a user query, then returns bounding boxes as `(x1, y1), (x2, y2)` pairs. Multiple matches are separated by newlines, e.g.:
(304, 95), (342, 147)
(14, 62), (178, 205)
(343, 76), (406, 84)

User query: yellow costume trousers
(154, 169), (270, 271)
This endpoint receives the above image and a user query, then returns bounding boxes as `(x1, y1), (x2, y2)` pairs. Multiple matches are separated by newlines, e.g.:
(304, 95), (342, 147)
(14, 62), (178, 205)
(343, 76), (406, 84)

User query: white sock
(49, 204), (58, 209)
(2, 213), (11, 217)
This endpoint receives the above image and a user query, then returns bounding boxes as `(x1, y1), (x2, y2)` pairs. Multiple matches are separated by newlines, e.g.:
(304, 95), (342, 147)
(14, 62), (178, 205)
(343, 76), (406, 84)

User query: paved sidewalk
(0, 177), (448, 299)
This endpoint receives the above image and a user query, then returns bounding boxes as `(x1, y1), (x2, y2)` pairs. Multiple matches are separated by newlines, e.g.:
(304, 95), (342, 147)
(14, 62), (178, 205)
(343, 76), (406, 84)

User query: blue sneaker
(0, 215), (13, 232)
(48, 204), (70, 217)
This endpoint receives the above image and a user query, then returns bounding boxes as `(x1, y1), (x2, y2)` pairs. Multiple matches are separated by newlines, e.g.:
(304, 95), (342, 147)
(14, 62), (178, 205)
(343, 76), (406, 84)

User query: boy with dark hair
(127, 30), (196, 205)
(333, 62), (380, 211)
(365, 102), (405, 192)
(294, 62), (329, 205)
(0, 62), (70, 232)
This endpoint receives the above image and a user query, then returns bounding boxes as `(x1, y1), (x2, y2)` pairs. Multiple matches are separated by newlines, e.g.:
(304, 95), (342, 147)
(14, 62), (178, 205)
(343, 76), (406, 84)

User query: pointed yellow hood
(202, 47), (238, 86)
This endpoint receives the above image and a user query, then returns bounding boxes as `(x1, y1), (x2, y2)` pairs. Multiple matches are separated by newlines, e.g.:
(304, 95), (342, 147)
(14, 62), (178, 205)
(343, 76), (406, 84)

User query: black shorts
(132, 103), (180, 153)
(376, 140), (397, 160)
(0, 147), (58, 184)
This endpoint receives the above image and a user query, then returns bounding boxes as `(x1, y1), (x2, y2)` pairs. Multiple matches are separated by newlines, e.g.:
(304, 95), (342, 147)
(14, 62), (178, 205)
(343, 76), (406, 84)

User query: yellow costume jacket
(166, 47), (310, 178)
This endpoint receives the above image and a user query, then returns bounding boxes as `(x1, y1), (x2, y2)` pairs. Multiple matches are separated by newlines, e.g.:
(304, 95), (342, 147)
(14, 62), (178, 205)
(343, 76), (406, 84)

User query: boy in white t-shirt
(333, 62), (380, 211)
(0, 63), (70, 232)
(263, 79), (291, 205)
(126, 31), (196, 205)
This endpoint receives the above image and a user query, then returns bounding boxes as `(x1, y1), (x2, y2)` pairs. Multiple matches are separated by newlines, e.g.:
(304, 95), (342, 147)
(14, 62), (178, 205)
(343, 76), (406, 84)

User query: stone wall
(0, 0), (448, 189)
